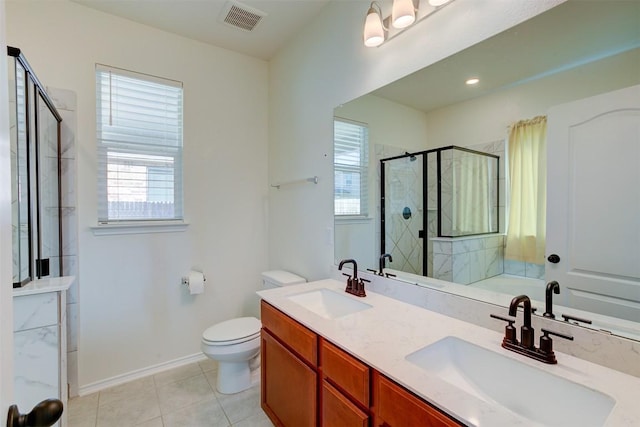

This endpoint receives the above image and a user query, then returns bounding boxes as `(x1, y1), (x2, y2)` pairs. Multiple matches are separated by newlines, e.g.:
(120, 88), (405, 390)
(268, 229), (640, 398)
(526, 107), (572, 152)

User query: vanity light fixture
(364, 2), (386, 47)
(363, 0), (454, 47)
(428, 0), (451, 6)
(392, 0), (416, 29)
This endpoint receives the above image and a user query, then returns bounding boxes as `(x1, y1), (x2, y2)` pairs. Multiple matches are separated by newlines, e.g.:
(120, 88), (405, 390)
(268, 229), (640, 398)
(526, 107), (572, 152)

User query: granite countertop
(13, 276), (75, 297)
(258, 279), (640, 426)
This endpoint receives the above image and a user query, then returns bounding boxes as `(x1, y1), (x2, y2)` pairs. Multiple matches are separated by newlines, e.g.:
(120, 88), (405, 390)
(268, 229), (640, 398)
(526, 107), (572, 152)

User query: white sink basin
(406, 336), (615, 427)
(287, 288), (372, 319)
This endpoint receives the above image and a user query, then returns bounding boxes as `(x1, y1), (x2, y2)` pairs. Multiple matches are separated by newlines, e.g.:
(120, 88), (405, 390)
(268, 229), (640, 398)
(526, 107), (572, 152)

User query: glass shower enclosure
(381, 146), (499, 277)
(8, 46), (63, 287)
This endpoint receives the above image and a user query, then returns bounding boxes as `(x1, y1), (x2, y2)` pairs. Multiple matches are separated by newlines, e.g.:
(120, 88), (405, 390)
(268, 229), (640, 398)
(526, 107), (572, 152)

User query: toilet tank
(261, 270), (306, 289)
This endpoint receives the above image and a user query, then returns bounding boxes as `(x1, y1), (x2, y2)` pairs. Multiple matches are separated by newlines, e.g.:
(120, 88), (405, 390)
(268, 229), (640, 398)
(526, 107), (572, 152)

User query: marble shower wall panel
(49, 87), (79, 396)
(432, 235), (504, 284)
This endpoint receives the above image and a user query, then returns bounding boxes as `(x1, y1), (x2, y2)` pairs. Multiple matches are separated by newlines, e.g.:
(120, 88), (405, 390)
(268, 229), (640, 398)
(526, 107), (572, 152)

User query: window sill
(91, 221), (189, 236)
(335, 216), (372, 225)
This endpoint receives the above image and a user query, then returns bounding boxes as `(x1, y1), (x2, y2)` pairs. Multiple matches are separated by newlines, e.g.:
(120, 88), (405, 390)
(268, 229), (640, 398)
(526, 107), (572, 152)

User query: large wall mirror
(334, 1), (640, 340)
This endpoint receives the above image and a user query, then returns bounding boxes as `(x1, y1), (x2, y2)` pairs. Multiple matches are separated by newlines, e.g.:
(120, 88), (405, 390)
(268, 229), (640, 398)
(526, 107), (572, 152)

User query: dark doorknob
(547, 254), (561, 264)
(7, 399), (63, 427)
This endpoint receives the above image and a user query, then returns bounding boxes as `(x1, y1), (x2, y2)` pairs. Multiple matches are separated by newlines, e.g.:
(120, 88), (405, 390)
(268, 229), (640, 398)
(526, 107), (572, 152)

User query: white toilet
(201, 270), (306, 394)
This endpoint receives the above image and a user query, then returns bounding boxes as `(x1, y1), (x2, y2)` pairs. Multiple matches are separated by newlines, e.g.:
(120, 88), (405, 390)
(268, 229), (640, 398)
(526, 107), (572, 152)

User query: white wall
(268, 0), (564, 281)
(6, 1), (269, 389)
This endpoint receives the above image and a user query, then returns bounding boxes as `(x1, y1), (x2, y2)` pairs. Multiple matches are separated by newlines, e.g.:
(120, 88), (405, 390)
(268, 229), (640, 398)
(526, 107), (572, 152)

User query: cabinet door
(322, 381), (368, 427)
(262, 330), (316, 427)
(373, 372), (461, 427)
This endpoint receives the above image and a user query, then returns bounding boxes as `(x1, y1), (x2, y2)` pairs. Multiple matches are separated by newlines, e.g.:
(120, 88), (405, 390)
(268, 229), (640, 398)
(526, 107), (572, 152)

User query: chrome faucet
(543, 281), (560, 318)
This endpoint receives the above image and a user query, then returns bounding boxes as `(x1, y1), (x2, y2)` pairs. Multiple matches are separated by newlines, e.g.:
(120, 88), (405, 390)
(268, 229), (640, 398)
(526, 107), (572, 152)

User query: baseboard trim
(78, 352), (208, 396)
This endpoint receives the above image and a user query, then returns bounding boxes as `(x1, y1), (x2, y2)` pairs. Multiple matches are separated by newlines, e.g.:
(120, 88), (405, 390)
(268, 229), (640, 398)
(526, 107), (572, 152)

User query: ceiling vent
(220, 1), (267, 32)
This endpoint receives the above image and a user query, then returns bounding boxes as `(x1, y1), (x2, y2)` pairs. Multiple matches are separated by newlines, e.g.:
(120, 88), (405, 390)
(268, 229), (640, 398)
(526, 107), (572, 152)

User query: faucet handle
(539, 328), (574, 362)
(541, 328), (573, 342)
(561, 314), (593, 325)
(490, 314), (517, 345)
(366, 268), (379, 274)
(354, 278), (370, 297)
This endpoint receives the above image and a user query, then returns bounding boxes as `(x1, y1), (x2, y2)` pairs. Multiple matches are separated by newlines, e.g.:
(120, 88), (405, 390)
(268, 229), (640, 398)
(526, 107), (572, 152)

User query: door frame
(1, 1), (16, 425)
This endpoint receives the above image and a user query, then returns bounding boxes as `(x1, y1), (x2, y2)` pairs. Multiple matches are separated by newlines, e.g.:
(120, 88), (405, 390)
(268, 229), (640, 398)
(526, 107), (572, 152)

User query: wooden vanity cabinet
(261, 300), (462, 427)
(372, 371), (463, 427)
(319, 338), (370, 427)
(261, 301), (318, 427)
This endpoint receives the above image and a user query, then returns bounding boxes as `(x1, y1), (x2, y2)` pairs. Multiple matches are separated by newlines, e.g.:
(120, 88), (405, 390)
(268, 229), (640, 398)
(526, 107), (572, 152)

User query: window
(96, 65), (183, 223)
(334, 118), (369, 216)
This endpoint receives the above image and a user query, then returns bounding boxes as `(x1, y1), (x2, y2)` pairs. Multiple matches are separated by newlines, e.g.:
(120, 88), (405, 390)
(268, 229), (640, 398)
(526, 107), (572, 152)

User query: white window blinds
(334, 119), (369, 216)
(96, 65), (183, 223)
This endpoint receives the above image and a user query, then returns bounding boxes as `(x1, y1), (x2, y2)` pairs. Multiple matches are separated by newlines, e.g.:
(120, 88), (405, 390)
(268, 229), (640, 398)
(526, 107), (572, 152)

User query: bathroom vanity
(258, 279), (640, 426)
(261, 300), (458, 426)
(13, 276), (73, 427)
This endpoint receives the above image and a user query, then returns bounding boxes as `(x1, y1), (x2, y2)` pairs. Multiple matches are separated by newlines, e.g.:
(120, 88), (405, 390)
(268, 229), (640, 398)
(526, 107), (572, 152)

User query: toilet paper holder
(181, 272), (206, 286)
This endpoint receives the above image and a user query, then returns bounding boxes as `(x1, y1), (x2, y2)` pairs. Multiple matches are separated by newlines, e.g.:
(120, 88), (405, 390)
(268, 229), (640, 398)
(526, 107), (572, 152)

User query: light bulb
(392, 0), (416, 29)
(429, 0), (451, 6)
(364, 5), (385, 47)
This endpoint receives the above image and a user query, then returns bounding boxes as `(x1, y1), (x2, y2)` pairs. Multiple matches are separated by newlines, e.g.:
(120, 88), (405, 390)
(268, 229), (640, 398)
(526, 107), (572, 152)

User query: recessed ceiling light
(465, 78), (480, 85)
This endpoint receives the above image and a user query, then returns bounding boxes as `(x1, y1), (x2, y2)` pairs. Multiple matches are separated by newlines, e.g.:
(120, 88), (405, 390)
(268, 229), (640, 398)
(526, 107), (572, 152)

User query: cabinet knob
(7, 399), (63, 427)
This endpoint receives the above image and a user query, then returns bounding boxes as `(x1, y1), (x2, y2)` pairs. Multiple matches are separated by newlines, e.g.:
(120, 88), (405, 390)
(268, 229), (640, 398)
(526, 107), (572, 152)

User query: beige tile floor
(67, 359), (273, 427)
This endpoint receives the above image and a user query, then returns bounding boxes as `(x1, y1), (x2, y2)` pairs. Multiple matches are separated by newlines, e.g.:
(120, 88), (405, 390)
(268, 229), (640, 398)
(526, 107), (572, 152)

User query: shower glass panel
(37, 92), (62, 276)
(9, 57), (31, 285)
(439, 147), (499, 237)
(382, 154), (424, 275)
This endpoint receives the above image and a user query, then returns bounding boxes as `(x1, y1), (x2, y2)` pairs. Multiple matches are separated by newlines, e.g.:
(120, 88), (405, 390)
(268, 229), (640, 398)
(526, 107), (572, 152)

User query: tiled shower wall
(432, 235), (504, 284)
(48, 87), (79, 397)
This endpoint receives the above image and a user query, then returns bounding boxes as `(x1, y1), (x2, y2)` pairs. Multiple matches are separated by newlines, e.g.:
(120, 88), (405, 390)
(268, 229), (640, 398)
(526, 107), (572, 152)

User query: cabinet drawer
(373, 372), (462, 427)
(320, 338), (369, 407)
(322, 381), (368, 427)
(14, 293), (59, 331)
(261, 301), (317, 366)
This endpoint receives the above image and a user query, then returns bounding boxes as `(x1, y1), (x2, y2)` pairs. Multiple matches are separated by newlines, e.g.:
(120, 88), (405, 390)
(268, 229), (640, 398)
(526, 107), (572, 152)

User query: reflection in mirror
(334, 0), (640, 340)
(380, 146), (498, 276)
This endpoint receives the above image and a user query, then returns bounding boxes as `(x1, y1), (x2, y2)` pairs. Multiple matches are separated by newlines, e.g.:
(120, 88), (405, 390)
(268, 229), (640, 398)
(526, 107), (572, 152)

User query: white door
(546, 85), (640, 322)
(1, 3), (16, 426)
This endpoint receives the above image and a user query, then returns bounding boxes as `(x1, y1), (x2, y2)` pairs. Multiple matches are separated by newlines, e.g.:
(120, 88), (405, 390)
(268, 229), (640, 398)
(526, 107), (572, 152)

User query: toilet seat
(202, 317), (261, 346)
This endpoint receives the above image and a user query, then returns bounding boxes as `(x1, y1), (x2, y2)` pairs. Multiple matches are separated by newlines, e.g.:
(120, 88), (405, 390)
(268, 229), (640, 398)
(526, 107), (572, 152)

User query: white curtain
(505, 116), (547, 263)
(453, 152), (491, 235)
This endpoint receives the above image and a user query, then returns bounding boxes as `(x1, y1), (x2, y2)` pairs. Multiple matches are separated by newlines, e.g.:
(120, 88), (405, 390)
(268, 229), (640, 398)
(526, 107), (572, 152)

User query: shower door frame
(380, 146), (500, 277)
